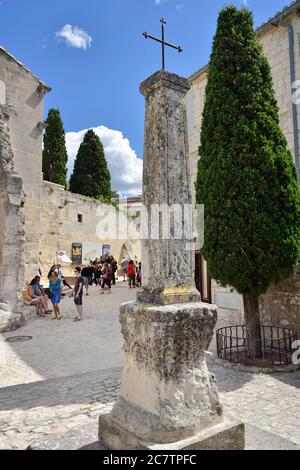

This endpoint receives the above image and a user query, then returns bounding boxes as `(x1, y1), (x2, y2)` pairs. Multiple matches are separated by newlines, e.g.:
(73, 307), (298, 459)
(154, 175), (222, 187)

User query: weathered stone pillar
(99, 71), (244, 450)
(137, 71), (200, 306)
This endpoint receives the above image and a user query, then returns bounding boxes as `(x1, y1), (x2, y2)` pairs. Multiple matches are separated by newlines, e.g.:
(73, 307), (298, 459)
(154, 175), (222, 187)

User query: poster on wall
(72, 243), (82, 264)
(82, 243), (102, 264)
(102, 244), (111, 256)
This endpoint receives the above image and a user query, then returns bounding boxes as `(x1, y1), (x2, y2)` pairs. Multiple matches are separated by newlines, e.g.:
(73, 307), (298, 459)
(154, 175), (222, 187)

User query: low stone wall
(0, 303), (36, 333)
(260, 271), (300, 336)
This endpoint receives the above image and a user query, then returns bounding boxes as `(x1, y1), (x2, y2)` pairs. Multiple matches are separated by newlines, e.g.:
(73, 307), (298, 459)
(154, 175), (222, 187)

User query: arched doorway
(118, 243), (131, 266)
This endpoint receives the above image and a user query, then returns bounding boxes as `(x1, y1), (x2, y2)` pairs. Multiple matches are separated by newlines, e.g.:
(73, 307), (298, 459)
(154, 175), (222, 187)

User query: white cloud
(66, 126), (143, 196)
(56, 25), (92, 50)
(176, 3), (184, 12)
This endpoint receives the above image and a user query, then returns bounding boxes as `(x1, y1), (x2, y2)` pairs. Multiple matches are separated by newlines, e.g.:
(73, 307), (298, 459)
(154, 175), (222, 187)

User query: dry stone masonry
(0, 104), (26, 331)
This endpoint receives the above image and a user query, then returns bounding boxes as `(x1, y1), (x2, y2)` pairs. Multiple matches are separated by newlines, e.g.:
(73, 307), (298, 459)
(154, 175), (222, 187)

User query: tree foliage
(42, 109), (68, 187)
(196, 6), (300, 296)
(195, 6), (300, 357)
(69, 129), (112, 201)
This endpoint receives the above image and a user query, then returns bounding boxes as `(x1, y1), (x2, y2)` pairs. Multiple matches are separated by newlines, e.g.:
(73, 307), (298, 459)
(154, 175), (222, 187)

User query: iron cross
(143, 18), (182, 71)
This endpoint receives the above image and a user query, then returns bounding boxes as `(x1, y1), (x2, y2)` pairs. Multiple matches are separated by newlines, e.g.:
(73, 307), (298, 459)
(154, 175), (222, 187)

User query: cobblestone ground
(0, 284), (299, 449)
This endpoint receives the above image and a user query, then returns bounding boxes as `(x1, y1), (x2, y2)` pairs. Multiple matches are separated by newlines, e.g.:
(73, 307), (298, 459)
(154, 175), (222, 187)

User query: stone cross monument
(99, 70), (245, 450)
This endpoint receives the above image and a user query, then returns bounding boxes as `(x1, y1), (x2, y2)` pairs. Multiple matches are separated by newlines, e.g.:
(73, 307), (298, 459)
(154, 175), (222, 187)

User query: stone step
(27, 421), (300, 451)
(28, 422), (107, 451)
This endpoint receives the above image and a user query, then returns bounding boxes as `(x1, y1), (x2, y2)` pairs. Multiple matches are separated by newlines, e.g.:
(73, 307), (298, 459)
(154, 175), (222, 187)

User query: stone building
(0, 46), (51, 330)
(187, 1), (300, 334)
(39, 181), (141, 279)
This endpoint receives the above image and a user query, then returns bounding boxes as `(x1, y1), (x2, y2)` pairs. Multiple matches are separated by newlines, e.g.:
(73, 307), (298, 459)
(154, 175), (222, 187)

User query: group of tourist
(81, 254), (119, 294)
(23, 253), (142, 322)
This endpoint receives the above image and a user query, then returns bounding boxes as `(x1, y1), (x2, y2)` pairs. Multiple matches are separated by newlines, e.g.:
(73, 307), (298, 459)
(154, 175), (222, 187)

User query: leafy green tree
(111, 190), (120, 199)
(69, 129), (112, 201)
(43, 109), (68, 186)
(196, 6), (300, 358)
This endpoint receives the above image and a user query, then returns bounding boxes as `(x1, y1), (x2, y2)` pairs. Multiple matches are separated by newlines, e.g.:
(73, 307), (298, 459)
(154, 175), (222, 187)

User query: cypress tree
(69, 129), (112, 201)
(196, 6), (300, 358)
(42, 108), (68, 186)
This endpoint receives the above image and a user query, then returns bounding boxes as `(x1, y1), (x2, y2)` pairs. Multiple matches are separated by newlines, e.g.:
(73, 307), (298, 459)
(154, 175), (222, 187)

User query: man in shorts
(73, 267), (84, 322)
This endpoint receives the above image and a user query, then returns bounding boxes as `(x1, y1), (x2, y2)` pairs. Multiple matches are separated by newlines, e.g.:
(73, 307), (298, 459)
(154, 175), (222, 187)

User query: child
(49, 271), (62, 320)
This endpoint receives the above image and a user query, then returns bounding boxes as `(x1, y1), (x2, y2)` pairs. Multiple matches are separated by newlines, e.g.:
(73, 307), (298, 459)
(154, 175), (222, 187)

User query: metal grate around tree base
(216, 325), (297, 367)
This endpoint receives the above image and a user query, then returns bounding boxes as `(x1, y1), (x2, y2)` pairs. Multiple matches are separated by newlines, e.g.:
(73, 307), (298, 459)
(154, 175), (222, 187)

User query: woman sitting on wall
(23, 277), (49, 316)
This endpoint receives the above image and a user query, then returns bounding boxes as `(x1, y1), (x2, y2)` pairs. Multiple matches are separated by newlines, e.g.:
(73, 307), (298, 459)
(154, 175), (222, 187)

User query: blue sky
(0, 0), (292, 194)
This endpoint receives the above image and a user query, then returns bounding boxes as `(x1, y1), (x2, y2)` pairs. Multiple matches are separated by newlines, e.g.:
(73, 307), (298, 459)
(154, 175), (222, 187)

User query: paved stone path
(0, 283), (134, 388)
(0, 367), (121, 449)
(0, 284), (299, 449)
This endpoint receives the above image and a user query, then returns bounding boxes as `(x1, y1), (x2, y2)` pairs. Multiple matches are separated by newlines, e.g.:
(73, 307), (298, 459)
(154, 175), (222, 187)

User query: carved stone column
(99, 71), (244, 450)
(137, 71), (200, 306)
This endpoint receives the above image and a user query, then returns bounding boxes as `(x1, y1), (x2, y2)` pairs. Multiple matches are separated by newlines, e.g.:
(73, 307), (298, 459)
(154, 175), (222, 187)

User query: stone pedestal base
(99, 413), (245, 450)
(98, 300), (245, 450)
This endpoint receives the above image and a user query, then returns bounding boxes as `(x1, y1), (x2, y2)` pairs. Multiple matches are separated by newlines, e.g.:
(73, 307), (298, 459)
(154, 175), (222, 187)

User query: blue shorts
(74, 295), (83, 306)
(51, 291), (61, 305)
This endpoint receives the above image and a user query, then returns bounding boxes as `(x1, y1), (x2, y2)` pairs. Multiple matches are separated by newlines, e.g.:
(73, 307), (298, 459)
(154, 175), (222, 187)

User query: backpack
(23, 285), (33, 302)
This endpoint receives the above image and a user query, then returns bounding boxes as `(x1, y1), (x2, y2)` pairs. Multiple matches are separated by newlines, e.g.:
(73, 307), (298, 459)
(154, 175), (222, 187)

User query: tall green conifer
(196, 6), (300, 358)
(70, 129), (112, 201)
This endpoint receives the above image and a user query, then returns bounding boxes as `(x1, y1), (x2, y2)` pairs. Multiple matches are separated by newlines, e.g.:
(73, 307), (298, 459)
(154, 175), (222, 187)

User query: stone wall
(0, 104), (26, 308)
(38, 181), (141, 279)
(187, 15), (300, 325)
(260, 271), (300, 336)
(0, 48), (50, 283)
(0, 104), (27, 331)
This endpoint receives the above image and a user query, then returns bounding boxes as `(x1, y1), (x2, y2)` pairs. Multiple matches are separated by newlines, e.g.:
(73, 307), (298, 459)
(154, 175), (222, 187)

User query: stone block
(99, 413), (245, 450)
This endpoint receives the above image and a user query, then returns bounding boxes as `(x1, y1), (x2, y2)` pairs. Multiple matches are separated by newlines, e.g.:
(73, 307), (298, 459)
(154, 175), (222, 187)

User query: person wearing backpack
(23, 279), (45, 316)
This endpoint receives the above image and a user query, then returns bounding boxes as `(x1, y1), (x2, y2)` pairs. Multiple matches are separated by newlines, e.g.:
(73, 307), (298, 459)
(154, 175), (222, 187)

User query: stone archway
(117, 243), (132, 266)
(0, 105), (26, 331)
